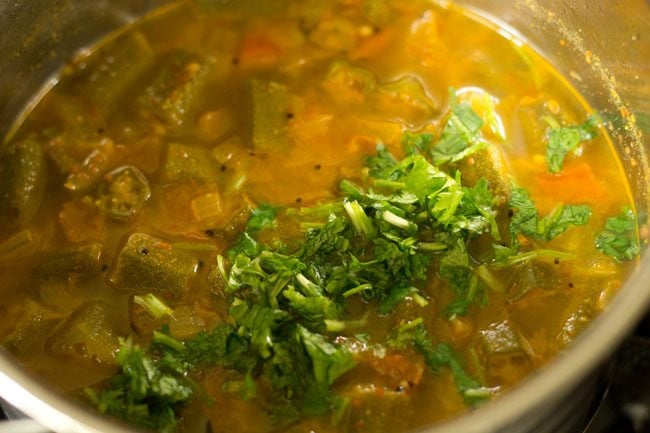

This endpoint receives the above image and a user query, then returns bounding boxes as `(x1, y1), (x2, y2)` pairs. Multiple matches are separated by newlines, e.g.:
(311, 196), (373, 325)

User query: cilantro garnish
(595, 207), (640, 261)
(431, 88), (488, 166)
(85, 338), (194, 433)
(509, 186), (592, 244)
(545, 114), (599, 173)
(246, 203), (278, 233)
(387, 318), (492, 405)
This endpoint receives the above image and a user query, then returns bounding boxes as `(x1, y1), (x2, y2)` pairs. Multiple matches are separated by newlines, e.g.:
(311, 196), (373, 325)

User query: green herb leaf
(509, 186), (592, 243)
(402, 131), (434, 156)
(133, 293), (173, 319)
(595, 206), (640, 261)
(545, 114), (599, 173)
(233, 304), (291, 359)
(387, 318), (486, 405)
(298, 326), (356, 385)
(86, 338), (193, 433)
(247, 203), (279, 233)
(431, 89), (487, 165)
(538, 204), (593, 240)
(378, 286), (426, 315)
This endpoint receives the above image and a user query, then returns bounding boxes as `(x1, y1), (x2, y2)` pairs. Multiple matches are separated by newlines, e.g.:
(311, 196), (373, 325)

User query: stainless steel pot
(0, 1), (648, 432)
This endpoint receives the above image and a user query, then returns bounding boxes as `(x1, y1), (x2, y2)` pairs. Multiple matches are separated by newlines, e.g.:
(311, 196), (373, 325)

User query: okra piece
(141, 50), (215, 127)
(378, 75), (437, 116)
(478, 321), (522, 355)
(454, 145), (512, 206)
(0, 138), (46, 226)
(45, 301), (118, 365)
(250, 79), (290, 152)
(82, 32), (154, 114)
(163, 143), (218, 184)
(108, 233), (199, 299)
(63, 137), (115, 192)
(94, 165), (151, 222)
(35, 243), (102, 281)
(47, 129), (102, 171)
(556, 303), (594, 346)
(343, 386), (411, 432)
(2, 299), (61, 358)
(324, 61), (377, 105)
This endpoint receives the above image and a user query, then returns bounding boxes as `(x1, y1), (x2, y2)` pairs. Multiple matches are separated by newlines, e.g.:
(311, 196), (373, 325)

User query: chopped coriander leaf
(509, 187), (539, 238)
(298, 326), (356, 385)
(233, 304), (291, 359)
(509, 186), (592, 244)
(475, 264), (504, 293)
(387, 318), (487, 405)
(398, 155), (449, 203)
(263, 325), (356, 419)
(246, 203), (279, 233)
(539, 204), (593, 240)
(545, 114), (600, 173)
(493, 243), (517, 262)
(298, 215), (349, 260)
(133, 293), (174, 319)
(596, 207), (640, 262)
(86, 338), (193, 433)
(226, 204), (279, 258)
(283, 285), (342, 325)
(402, 131), (434, 156)
(381, 209), (412, 230)
(438, 238), (470, 293)
(366, 143), (398, 179)
(443, 297), (473, 318)
(343, 199), (375, 237)
(153, 330), (185, 352)
(491, 246), (576, 268)
(378, 286), (427, 315)
(227, 232), (261, 259)
(431, 88), (488, 166)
